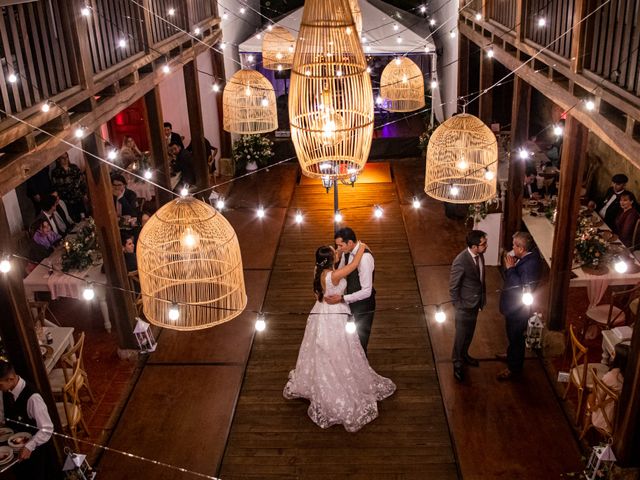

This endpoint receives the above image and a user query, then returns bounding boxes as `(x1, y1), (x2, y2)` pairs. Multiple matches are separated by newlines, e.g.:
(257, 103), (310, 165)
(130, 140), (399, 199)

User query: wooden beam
(548, 115), (587, 331)
(570, 0), (587, 74)
(183, 58), (210, 193)
(82, 133), (138, 349)
(68, 0), (95, 90)
(143, 86), (173, 206)
(210, 49), (231, 159)
(503, 77), (530, 248)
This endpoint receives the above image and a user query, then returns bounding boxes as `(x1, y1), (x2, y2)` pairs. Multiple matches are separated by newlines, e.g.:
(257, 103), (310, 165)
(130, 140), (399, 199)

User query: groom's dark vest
(346, 248), (376, 313)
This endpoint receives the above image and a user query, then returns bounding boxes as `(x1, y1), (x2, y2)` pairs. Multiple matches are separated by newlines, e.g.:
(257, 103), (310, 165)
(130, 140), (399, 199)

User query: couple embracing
(284, 227), (396, 432)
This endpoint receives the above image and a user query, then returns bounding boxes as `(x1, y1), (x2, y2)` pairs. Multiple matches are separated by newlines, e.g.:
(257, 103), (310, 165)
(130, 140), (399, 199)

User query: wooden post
(0, 201), (63, 466)
(68, 0), (95, 90)
(144, 87), (173, 206)
(503, 77), (531, 247)
(211, 50), (232, 159)
(82, 133), (138, 349)
(183, 59), (210, 194)
(570, 0), (587, 74)
(479, 50), (494, 125)
(547, 116), (588, 331)
(613, 325), (640, 467)
(514, 0), (526, 45)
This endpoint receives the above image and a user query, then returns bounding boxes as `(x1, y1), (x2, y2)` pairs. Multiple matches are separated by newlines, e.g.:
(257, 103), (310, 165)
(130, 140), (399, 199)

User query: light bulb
(144, 169), (153, 179)
(395, 57), (402, 66)
(538, 17), (546, 27)
(518, 149), (530, 159)
(261, 97), (269, 107)
(475, 12), (482, 21)
(305, 69), (311, 76)
(256, 33), (262, 40)
(245, 86), (251, 96)
(41, 102), (51, 113)
(396, 37), (403, 44)
(107, 150), (118, 161)
(180, 186), (189, 197)
(168, 303), (180, 321)
(82, 284), (95, 301)
(0, 257), (11, 273)
(553, 124), (563, 136)
(257, 207), (265, 218)
(255, 315), (266, 331)
(81, 6), (91, 16)
(429, 18), (436, 26)
(420, 6), (426, 13)
(194, 27), (201, 35)
(435, 306), (446, 323)
(182, 228), (198, 248)
(240, 7), (246, 14)
(365, 45), (371, 52)
(346, 26), (352, 35)
(393, 23), (399, 31)
(402, 74), (408, 83)
(456, 158), (469, 171)
(376, 95), (384, 105)
(412, 197), (420, 209)
(212, 83), (220, 92)
(345, 320), (357, 334)
(222, 12), (228, 20)
(277, 65), (283, 71)
(247, 54), (254, 62)
(585, 100), (595, 111)
(336, 69), (343, 76)
(334, 210), (343, 223)
(614, 256), (628, 273)
(267, 24), (273, 31)
(450, 185), (460, 196)
(449, 30), (456, 38)
(374, 205), (383, 218)
(430, 80), (438, 89)
(484, 169), (495, 181)
(487, 48), (494, 58)
(74, 127), (85, 139)
(118, 38), (127, 48)
(7, 73), (17, 83)
(220, 42), (226, 50)
(167, 8), (175, 16)
(522, 288), (534, 306)
(366, 66), (371, 74)
(361, 36), (367, 43)
(162, 64), (170, 74)
(216, 198), (225, 210)
(295, 210), (303, 224)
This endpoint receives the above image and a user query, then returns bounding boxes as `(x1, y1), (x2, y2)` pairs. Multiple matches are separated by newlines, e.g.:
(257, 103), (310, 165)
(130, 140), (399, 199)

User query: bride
(284, 244), (396, 432)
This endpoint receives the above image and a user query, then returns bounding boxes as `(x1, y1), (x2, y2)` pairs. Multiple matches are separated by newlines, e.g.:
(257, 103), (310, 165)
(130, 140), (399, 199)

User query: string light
(456, 157), (469, 171)
(487, 47), (494, 58)
(118, 38), (127, 48)
(255, 313), (266, 331)
(215, 198), (225, 210)
(107, 149), (118, 161)
(346, 26), (352, 35)
(261, 96), (269, 107)
(396, 36), (403, 44)
(0, 256), (11, 273)
(168, 303), (180, 321)
(257, 206), (265, 219)
(222, 12), (228, 20)
(538, 17), (547, 27)
(614, 256), (628, 273)
(267, 24), (273, 31)
(585, 99), (596, 111)
(247, 54), (254, 62)
(375, 95), (384, 105)
(429, 18), (436, 26)
(7, 73), (17, 83)
(194, 27), (201, 35)
(74, 126), (85, 139)
(518, 149), (530, 159)
(162, 64), (170, 74)
(475, 12), (482, 21)
(180, 186), (189, 197)
(366, 66), (371, 74)
(345, 318), (357, 334)
(522, 286), (534, 306)
(449, 29), (456, 38)
(449, 184), (460, 197)
(82, 283), (95, 301)
(412, 197), (421, 209)
(430, 80), (438, 89)
(420, 5), (426, 14)
(334, 210), (343, 223)
(393, 23), (399, 31)
(143, 169), (153, 180)
(256, 33), (262, 40)
(484, 168), (495, 181)
(553, 124), (564, 136)
(212, 83), (220, 92)
(219, 42), (227, 50)
(81, 6), (91, 16)
(240, 7), (246, 14)
(374, 205), (383, 218)
(295, 210), (303, 224)
(167, 7), (175, 16)
(435, 305), (446, 323)
(41, 101), (51, 113)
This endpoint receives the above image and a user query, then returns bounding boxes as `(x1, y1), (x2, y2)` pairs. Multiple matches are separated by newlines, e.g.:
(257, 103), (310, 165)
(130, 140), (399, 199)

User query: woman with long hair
(284, 244), (395, 432)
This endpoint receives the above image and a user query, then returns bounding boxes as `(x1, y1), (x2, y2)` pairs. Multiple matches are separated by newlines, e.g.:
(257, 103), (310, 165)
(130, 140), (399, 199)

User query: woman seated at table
(591, 343), (629, 433)
(120, 136), (144, 169)
(31, 218), (61, 250)
(614, 191), (640, 247)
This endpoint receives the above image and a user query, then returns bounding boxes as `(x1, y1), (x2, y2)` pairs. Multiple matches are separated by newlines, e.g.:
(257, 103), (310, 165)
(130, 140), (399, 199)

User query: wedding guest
(37, 194), (69, 237)
(119, 135), (144, 169)
(121, 232), (138, 272)
(613, 191), (640, 247)
(31, 219), (61, 250)
(0, 360), (56, 479)
(111, 174), (139, 218)
(164, 122), (184, 149)
(523, 168), (541, 200)
(588, 173), (630, 228)
(26, 166), (52, 213)
(50, 191), (75, 228)
(50, 152), (87, 221)
(169, 141), (196, 189)
(591, 343), (629, 433)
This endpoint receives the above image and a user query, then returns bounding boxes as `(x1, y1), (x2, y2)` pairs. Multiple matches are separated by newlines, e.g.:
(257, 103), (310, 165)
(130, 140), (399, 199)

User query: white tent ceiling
(238, 0), (436, 55)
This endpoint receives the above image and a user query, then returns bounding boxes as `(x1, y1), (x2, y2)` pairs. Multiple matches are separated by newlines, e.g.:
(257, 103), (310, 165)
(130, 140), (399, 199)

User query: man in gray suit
(449, 230), (488, 382)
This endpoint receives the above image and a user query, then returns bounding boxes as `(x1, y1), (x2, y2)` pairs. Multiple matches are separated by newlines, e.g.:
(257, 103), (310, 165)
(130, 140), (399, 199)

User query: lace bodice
(324, 271), (346, 297)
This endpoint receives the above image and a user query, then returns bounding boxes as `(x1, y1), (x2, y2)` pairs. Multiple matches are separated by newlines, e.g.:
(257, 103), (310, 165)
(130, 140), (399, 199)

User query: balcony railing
(149, 0), (189, 44)
(524, 0), (575, 60)
(488, 0), (518, 30)
(191, 0), (216, 24)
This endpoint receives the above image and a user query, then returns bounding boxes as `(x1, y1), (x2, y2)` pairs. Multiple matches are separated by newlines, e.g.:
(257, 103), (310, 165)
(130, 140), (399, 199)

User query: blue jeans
(506, 313), (529, 373)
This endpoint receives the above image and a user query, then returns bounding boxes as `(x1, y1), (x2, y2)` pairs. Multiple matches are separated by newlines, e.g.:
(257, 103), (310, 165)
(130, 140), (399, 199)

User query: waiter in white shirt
(326, 227), (376, 354)
(0, 360), (55, 479)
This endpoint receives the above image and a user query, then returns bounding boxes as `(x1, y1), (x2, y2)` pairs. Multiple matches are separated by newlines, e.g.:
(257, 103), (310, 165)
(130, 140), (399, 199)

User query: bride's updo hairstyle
(313, 246), (334, 302)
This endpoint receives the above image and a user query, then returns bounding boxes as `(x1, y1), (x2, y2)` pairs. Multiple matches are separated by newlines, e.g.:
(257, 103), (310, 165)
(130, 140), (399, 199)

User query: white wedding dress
(284, 271), (396, 432)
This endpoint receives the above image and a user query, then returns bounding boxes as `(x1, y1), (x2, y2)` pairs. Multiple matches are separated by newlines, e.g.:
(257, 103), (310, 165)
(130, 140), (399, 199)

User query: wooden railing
(524, 0), (575, 59)
(488, 0), (518, 30)
(583, 0), (640, 95)
(0, 0), (78, 120)
(191, 0), (216, 25)
(149, 0), (188, 44)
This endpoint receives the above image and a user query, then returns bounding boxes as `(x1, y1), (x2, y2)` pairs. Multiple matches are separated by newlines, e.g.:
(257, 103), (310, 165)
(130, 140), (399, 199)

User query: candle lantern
(525, 312), (544, 349)
(63, 448), (96, 479)
(584, 444), (616, 480)
(133, 317), (157, 353)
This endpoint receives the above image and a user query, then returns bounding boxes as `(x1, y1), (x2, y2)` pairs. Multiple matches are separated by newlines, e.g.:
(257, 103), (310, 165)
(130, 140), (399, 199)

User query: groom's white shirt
(342, 241), (374, 304)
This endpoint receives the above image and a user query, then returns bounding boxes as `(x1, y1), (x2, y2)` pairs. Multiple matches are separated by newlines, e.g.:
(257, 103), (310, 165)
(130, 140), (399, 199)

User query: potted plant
(232, 135), (274, 174)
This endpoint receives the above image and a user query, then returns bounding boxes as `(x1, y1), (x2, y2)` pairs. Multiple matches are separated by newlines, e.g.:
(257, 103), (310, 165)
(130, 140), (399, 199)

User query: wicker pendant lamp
(223, 69), (277, 134)
(425, 113), (498, 204)
(289, 0), (374, 179)
(262, 26), (296, 71)
(380, 57), (425, 112)
(137, 197), (247, 331)
(349, 0), (363, 37)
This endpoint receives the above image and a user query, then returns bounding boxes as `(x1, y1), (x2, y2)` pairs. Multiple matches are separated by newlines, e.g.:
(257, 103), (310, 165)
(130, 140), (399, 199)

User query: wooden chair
(563, 324), (609, 424)
(49, 332), (95, 403)
(580, 367), (619, 440)
(584, 284), (640, 338)
(55, 370), (90, 450)
(128, 270), (144, 317)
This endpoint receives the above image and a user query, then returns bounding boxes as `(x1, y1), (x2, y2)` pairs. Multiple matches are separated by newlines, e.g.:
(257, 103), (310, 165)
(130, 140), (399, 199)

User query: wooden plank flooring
(219, 180), (458, 479)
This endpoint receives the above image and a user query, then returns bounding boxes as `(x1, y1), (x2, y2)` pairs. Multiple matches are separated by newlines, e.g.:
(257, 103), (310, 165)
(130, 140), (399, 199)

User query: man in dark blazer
(164, 122), (184, 149)
(523, 167), (541, 200)
(449, 230), (488, 382)
(587, 173), (630, 228)
(497, 232), (542, 381)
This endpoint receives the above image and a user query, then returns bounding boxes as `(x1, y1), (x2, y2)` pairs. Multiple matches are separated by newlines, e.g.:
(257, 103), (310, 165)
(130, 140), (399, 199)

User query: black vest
(346, 248), (376, 312)
(3, 381), (39, 435)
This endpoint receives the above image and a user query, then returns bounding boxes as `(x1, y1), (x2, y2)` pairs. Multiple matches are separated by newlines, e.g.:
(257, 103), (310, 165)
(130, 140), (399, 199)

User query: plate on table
(0, 446), (13, 465)
(7, 433), (31, 450)
(527, 200), (539, 207)
(0, 427), (13, 443)
(39, 345), (53, 359)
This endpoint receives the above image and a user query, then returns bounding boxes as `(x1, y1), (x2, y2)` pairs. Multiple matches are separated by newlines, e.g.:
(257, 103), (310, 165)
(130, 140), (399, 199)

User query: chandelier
(380, 57), (425, 112)
(262, 26), (296, 71)
(223, 69), (277, 134)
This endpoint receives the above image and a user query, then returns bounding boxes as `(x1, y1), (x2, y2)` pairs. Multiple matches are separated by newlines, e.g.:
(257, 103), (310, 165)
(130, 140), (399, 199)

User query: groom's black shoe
(463, 355), (480, 367)
(453, 366), (464, 382)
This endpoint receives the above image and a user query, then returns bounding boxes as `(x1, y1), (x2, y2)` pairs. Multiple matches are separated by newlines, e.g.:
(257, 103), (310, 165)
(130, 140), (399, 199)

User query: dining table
(42, 326), (75, 374)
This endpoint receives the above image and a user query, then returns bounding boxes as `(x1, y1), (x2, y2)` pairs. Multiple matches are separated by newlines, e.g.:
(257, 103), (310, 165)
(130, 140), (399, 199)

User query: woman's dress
(284, 271), (395, 432)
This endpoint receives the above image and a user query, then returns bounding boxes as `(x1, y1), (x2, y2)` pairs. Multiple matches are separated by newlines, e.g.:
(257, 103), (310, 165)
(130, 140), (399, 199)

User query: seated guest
(614, 192), (640, 247)
(164, 122), (184, 149)
(169, 141), (196, 189)
(37, 194), (69, 237)
(31, 219), (61, 250)
(121, 233), (138, 272)
(588, 173), (630, 228)
(111, 173), (139, 218)
(523, 168), (541, 200)
(119, 135), (144, 169)
(50, 191), (75, 228)
(591, 344), (629, 433)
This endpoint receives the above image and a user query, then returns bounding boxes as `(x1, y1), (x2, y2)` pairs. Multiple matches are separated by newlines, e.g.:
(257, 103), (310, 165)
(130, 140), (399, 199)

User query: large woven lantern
(137, 197), (247, 330)
(262, 26), (296, 71)
(289, 0), (374, 180)
(349, 0), (363, 37)
(425, 113), (498, 203)
(223, 69), (277, 134)
(380, 57), (425, 112)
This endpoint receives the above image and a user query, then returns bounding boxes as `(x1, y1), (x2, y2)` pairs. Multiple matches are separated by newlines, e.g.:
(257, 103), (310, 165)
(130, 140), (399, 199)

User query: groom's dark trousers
(346, 265), (375, 353)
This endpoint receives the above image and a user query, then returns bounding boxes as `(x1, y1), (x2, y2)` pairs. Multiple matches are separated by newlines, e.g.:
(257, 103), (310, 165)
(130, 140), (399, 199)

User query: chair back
(610, 284), (640, 328)
(589, 367), (619, 436)
(61, 369), (85, 428)
(59, 332), (85, 382)
(569, 324), (589, 386)
(128, 270), (144, 316)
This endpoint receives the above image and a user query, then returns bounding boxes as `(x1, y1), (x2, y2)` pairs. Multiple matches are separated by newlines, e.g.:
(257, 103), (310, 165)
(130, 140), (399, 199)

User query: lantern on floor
(223, 69), (278, 134)
(137, 197), (247, 330)
(380, 57), (425, 112)
(525, 312), (544, 349)
(289, 0), (374, 180)
(262, 26), (296, 70)
(425, 113), (498, 203)
(349, 0), (362, 37)
(133, 317), (157, 353)
(63, 448), (96, 479)
(584, 444), (616, 480)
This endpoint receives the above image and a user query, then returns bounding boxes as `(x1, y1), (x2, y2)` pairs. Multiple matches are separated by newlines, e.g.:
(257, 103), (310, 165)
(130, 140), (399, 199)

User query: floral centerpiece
(61, 218), (98, 272)
(232, 134), (274, 174)
(574, 217), (607, 269)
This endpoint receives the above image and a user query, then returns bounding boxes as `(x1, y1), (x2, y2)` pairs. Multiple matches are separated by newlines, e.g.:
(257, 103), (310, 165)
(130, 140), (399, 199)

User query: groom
(326, 227), (376, 353)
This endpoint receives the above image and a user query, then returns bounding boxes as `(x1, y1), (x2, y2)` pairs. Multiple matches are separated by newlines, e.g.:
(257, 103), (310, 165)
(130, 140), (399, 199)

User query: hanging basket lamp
(289, 0), (374, 180)
(223, 69), (277, 134)
(380, 57), (425, 112)
(137, 197), (247, 330)
(425, 113), (498, 204)
(349, 0), (363, 37)
(262, 26), (296, 71)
